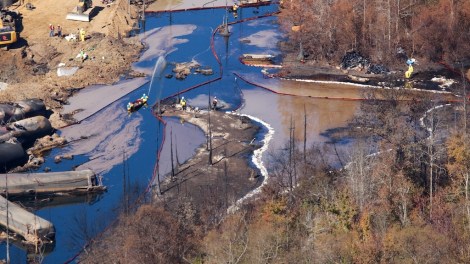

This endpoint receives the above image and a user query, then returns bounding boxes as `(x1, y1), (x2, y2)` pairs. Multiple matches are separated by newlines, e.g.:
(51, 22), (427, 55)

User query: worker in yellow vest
(180, 96), (187, 111)
(80, 28), (86, 42)
(405, 65), (413, 79)
(405, 58), (416, 79)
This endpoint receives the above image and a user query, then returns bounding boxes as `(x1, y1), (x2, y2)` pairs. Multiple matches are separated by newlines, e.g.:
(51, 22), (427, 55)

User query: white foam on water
(227, 113), (274, 213)
(283, 77), (454, 94)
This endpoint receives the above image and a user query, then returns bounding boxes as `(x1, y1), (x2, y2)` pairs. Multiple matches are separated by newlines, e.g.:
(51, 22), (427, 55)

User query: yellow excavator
(66, 0), (93, 22)
(0, 11), (17, 50)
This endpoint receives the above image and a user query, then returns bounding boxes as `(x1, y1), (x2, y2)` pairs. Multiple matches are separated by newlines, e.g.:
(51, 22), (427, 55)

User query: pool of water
(0, 4), (360, 262)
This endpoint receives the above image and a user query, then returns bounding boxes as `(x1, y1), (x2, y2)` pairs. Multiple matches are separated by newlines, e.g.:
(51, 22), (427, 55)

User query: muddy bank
(278, 53), (468, 93)
(157, 103), (263, 213)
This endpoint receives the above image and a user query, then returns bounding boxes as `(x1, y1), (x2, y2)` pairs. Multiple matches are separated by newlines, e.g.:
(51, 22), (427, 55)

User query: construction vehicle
(66, 0), (94, 22)
(0, 10), (18, 50)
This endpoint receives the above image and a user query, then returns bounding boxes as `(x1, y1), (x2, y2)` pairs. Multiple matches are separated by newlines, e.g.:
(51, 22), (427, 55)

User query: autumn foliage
(201, 89), (470, 263)
(278, 0), (470, 65)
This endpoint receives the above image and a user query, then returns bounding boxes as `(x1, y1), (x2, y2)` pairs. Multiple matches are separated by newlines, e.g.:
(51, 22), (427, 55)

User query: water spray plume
(148, 56), (167, 97)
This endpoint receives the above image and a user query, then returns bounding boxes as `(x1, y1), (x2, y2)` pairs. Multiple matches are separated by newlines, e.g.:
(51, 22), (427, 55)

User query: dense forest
(278, 0), (470, 66)
(79, 1), (470, 263)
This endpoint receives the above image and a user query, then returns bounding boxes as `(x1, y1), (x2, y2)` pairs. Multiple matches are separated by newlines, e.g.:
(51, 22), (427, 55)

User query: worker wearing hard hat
(80, 28), (86, 42)
(49, 24), (55, 37)
(180, 96), (187, 111)
(405, 58), (416, 79)
(212, 96), (218, 110)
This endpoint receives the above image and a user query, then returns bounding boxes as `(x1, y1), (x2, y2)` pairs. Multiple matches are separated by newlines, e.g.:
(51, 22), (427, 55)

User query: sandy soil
(0, 0), (143, 127)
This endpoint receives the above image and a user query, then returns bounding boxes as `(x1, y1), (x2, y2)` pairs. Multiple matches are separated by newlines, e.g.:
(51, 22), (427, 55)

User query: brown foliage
(279, 0), (470, 65)
(81, 205), (198, 264)
(383, 225), (454, 263)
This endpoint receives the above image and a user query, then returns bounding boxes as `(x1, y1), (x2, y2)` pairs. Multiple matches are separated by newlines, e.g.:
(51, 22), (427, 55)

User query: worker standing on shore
(180, 96), (187, 111)
(49, 24), (55, 37)
(80, 28), (86, 42)
(405, 58), (416, 79)
(57, 25), (62, 38)
(212, 96), (218, 110)
(80, 49), (86, 62)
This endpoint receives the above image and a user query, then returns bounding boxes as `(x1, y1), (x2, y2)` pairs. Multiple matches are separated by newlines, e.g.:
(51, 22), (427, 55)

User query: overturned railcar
(0, 169), (106, 196)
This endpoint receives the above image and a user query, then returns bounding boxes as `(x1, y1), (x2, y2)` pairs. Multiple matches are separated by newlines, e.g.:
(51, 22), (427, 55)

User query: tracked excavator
(66, 0), (94, 22)
(0, 10), (18, 50)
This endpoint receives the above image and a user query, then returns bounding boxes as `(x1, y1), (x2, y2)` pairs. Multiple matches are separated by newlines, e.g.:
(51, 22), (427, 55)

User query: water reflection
(277, 95), (358, 143)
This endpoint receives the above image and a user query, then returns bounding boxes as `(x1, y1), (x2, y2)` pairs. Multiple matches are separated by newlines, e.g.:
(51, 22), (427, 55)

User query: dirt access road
(0, 0), (143, 127)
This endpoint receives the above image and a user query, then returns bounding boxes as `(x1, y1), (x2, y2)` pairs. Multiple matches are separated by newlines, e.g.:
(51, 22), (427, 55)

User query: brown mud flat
(157, 105), (262, 213)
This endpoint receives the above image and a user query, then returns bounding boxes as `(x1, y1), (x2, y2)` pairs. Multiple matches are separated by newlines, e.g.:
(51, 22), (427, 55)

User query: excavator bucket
(66, 12), (90, 22)
(66, 6), (92, 22)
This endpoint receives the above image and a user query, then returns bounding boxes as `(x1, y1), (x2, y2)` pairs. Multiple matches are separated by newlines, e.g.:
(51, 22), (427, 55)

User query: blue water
(0, 4), (282, 263)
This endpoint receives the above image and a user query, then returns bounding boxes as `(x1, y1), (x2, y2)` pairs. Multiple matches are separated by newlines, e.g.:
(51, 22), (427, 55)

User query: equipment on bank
(0, 10), (18, 50)
(66, 0), (94, 22)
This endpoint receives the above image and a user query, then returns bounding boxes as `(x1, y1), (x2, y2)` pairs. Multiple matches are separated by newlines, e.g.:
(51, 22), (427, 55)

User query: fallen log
(0, 195), (55, 244)
(0, 169), (106, 196)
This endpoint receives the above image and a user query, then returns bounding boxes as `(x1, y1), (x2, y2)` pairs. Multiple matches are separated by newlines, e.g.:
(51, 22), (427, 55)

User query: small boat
(127, 94), (148, 113)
